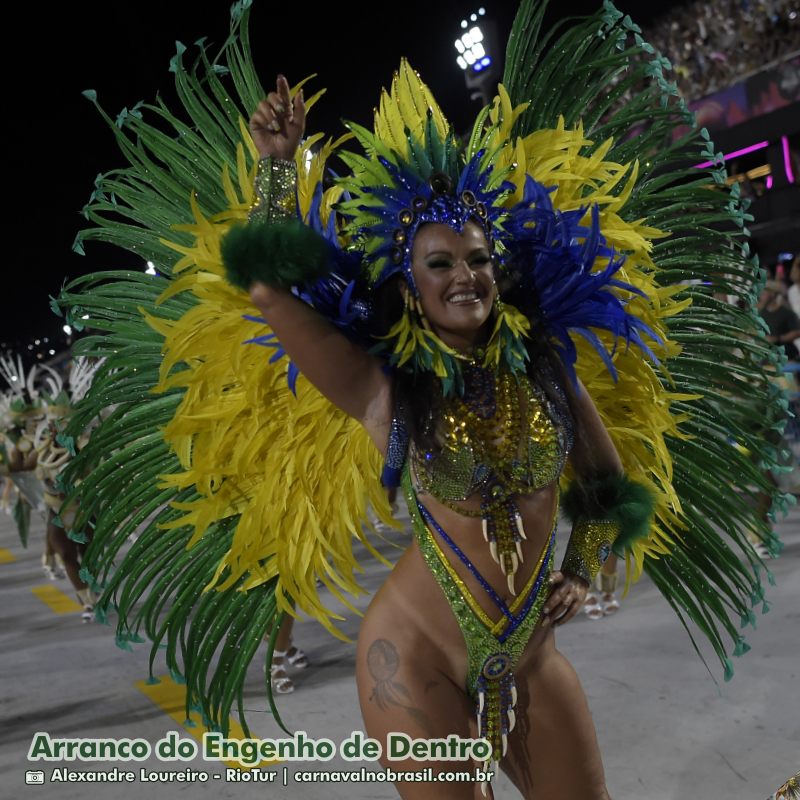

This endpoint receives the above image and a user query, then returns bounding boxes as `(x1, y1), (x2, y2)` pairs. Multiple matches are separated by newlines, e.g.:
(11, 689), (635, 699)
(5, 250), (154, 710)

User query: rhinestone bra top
(412, 366), (573, 505)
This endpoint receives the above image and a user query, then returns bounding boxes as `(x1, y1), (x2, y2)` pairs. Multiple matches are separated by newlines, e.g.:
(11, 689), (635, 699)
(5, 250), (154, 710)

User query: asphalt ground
(1, 498), (797, 800)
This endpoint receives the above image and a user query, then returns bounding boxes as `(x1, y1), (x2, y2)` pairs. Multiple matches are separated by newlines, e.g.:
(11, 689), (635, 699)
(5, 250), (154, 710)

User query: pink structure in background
(783, 136), (796, 184)
(695, 141), (769, 169)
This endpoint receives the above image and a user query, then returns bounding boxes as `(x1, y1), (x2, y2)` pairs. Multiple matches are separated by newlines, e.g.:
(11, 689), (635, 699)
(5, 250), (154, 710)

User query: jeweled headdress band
(336, 98), (513, 297)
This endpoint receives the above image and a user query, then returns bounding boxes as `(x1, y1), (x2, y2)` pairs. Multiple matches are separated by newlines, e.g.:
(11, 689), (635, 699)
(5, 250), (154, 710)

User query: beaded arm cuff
(560, 519), (617, 584)
(249, 156), (297, 225)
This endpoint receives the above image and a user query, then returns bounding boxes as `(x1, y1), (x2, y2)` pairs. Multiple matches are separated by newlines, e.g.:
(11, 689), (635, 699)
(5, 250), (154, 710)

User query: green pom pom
(221, 220), (333, 290)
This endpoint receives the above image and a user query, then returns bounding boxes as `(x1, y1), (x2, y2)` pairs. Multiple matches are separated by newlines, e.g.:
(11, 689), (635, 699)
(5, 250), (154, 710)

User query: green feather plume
(504, 0), (792, 679)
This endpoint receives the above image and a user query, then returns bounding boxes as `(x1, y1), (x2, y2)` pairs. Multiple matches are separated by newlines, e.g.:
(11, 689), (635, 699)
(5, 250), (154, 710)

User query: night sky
(8, 0), (680, 356)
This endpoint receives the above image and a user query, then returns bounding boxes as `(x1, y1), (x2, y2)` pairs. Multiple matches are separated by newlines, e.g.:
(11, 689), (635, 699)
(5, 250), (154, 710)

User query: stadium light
(454, 8), (498, 105)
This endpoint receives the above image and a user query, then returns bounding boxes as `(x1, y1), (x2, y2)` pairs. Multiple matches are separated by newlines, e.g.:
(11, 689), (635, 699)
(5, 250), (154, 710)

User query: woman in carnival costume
(57, 0), (792, 796)
(236, 70), (642, 795)
(0, 356), (100, 619)
(0, 356), (42, 548)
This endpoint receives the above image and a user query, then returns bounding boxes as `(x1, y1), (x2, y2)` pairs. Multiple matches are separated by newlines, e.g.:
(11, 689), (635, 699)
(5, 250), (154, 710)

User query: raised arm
(249, 283), (392, 450)
(229, 76), (392, 451)
(249, 74), (306, 165)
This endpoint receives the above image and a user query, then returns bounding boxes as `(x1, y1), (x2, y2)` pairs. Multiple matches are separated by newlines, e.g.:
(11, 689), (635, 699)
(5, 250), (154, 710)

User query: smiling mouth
(447, 291), (482, 304)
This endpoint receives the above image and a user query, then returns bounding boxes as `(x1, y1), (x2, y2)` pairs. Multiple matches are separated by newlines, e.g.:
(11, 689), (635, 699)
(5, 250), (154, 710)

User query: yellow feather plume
(374, 59), (450, 160)
(147, 66), (697, 630)
(149, 119), (396, 641)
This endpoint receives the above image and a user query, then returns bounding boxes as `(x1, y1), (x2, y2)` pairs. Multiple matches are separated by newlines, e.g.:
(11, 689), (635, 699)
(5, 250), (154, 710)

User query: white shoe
(752, 542), (771, 559)
(583, 593), (604, 621)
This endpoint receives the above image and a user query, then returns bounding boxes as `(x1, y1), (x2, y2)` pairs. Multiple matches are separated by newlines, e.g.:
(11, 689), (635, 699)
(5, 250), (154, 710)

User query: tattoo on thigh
(366, 639), (435, 734)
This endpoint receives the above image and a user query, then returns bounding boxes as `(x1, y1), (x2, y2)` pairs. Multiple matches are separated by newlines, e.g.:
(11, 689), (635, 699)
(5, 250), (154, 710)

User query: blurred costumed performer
(0, 356), (101, 619)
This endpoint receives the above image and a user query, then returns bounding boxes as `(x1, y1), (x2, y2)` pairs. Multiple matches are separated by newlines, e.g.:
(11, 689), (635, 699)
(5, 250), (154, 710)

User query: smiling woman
(235, 66), (629, 796)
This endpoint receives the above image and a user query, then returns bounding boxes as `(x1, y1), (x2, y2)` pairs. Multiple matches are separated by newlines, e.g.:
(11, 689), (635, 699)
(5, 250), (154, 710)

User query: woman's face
(409, 221), (495, 351)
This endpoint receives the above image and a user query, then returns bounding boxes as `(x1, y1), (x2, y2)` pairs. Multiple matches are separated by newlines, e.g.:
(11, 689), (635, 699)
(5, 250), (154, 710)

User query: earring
(407, 293), (433, 332)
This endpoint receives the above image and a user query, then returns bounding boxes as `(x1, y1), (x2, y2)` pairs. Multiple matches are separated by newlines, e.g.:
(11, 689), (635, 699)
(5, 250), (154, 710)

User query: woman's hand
(543, 570), (589, 627)
(250, 74), (306, 161)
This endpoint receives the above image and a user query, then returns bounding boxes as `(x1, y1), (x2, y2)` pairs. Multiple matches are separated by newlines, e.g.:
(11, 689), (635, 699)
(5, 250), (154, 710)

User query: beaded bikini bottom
(403, 468), (555, 764)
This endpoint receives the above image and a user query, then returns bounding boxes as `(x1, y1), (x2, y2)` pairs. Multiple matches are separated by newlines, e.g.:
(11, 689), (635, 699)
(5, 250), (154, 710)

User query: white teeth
(448, 292), (479, 303)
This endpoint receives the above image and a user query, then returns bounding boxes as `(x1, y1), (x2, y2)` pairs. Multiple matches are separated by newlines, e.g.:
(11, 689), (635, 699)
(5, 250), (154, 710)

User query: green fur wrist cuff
(222, 219), (334, 291)
(561, 473), (656, 557)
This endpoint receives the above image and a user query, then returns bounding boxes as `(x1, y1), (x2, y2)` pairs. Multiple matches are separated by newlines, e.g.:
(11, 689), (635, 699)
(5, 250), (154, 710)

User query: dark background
(7, 0), (682, 355)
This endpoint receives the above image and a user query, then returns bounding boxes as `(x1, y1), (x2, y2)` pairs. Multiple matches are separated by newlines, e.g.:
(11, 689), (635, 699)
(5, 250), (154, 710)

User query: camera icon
(25, 770), (45, 784)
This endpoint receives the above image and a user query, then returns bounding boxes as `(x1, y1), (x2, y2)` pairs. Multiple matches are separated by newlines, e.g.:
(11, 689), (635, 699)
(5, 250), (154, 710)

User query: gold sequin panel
(561, 519), (617, 584)
(415, 371), (570, 502)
